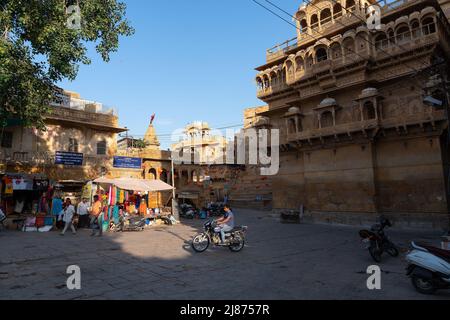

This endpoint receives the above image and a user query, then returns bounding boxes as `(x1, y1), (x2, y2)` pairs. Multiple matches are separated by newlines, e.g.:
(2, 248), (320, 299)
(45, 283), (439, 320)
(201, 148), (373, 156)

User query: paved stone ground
(0, 209), (449, 300)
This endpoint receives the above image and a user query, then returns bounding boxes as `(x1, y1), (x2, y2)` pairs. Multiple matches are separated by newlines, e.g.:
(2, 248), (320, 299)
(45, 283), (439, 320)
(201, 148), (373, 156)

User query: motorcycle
(206, 202), (225, 217)
(406, 242), (450, 295)
(180, 204), (197, 219)
(192, 219), (248, 253)
(110, 215), (146, 232)
(359, 216), (399, 263)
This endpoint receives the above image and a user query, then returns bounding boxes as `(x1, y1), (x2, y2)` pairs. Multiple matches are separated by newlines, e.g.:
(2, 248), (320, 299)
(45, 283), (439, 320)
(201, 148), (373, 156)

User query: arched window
(375, 33), (388, 50)
(285, 60), (294, 80)
(356, 33), (368, 52)
(192, 170), (198, 183)
(160, 169), (168, 183)
(97, 140), (107, 155)
(311, 14), (319, 29)
(256, 77), (263, 91)
(263, 75), (270, 89)
(148, 168), (157, 180)
(316, 47), (328, 62)
(270, 72), (279, 87)
(330, 43), (342, 60)
(363, 101), (377, 120)
(181, 170), (189, 185)
(295, 56), (305, 72)
(320, 8), (332, 26)
(68, 138), (79, 153)
(334, 3), (343, 19)
(411, 20), (420, 38)
(305, 54), (314, 69)
(300, 19), (308, 33)
(343, 37), (355, 56)
(422, 17), (436, 35)
(346, 0), (356, 12)
(288, 118), (297, 134)
(321, 111), (334, 128)
(396, 24), (410, 43)
(387, 29), (395, 44)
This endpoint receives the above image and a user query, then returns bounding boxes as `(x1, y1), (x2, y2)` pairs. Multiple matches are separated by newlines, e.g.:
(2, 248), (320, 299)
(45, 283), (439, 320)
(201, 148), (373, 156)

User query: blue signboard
(55, 152), (84, 166)
(113, 156), (142, 169)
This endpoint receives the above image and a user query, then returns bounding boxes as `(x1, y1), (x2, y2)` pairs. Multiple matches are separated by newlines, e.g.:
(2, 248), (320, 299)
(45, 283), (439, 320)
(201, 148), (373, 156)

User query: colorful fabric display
(113, 206), (120, 224)
(51, 198), (63, 216)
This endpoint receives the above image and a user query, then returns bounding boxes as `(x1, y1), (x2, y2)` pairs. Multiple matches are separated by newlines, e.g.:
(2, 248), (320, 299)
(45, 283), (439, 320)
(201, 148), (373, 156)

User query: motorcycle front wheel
(192, 233), (210, 253)
(229, 234), (245, 253)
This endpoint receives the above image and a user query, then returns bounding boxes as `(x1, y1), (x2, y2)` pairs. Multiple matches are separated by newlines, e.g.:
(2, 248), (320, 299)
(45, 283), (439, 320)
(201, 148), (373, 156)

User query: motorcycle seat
(418, 243), (450, 263)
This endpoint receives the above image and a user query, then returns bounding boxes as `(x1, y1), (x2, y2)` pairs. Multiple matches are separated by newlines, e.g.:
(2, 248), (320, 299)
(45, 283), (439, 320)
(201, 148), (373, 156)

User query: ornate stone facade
(255, 0), (450, 228)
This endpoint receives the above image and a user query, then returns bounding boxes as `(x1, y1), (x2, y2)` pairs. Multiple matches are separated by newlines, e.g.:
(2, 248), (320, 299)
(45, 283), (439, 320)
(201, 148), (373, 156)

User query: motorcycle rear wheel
(192, 233), (210, 253)
(412, 276), (436, 295)
(229, 234), (245, 253)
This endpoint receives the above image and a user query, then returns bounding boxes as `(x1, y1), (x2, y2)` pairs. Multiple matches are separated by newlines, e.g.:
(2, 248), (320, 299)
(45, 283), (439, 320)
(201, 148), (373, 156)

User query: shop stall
(92, 177), (175, 230)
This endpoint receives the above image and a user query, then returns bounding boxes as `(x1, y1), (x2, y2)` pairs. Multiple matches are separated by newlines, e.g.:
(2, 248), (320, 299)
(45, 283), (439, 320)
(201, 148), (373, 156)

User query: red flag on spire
(150, 113), (156, 125)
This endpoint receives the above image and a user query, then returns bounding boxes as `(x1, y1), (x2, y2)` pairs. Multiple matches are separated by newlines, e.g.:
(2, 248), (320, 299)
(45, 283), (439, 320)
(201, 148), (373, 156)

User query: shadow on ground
(0, 209), (449, 300)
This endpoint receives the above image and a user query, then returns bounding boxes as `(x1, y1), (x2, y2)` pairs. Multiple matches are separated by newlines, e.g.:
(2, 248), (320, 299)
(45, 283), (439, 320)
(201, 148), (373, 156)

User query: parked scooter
(359, 216), (399, 263)
(406, 242), (450, 294)
(0, 208), (6, 231)
(192, 219), (248, 253)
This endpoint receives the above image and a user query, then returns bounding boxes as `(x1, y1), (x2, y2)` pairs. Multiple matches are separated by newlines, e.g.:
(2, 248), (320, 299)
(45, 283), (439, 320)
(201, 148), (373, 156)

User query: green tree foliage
(133, 139), (149, 150)
(0, 0), (134, 129)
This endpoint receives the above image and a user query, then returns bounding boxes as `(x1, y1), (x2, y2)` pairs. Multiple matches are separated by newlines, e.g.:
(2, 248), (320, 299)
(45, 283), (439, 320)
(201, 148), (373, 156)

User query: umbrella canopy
(93, 177), (174, 192)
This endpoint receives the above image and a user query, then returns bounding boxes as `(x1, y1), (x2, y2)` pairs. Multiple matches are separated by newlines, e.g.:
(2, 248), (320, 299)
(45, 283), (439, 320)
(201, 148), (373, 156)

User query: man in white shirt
(61, 198), (77, 235)
(77, 198), (90, 228)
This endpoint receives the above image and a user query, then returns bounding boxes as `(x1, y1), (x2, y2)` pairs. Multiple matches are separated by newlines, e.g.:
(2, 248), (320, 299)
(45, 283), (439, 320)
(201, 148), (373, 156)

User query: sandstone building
(254, 0), (450, 228)
(0, 90), (126, 181)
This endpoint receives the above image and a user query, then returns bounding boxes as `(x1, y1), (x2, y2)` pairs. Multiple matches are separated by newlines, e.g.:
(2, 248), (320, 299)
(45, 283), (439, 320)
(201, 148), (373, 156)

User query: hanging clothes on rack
(139, 200), (147, 215)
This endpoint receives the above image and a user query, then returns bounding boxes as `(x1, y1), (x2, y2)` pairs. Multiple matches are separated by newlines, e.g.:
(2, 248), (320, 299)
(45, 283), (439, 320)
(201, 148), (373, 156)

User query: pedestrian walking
(90, 195), (103, 237)
(61, 198), (77, 236)
(77, 198), (90, 228)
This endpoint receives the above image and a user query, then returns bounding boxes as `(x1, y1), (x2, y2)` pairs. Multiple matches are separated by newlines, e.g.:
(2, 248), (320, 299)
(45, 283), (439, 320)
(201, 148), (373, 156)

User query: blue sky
(59, 0), (300, 148)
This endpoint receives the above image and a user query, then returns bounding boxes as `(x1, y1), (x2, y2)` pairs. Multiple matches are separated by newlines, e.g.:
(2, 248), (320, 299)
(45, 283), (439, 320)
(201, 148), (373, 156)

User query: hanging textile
(51, 198), (63, 216)
(119, 190), (125, 203)
(113, 205), (120, 224)
(135, 194), (141, 208)
(108, 185), (113, 206)
(139, 200), (147, 215)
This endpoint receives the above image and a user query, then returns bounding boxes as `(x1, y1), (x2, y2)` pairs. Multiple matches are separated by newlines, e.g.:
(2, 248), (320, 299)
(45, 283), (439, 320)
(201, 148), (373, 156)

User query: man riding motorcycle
(215, 205), (235, 244)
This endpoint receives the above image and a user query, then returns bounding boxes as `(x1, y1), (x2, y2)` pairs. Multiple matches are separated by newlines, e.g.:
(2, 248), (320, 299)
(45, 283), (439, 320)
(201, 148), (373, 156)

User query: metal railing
(266, 0), (416, 60)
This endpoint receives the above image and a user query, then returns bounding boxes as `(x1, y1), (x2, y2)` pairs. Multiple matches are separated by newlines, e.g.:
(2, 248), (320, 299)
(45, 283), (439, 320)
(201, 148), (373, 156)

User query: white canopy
(93, 177), (174, 192)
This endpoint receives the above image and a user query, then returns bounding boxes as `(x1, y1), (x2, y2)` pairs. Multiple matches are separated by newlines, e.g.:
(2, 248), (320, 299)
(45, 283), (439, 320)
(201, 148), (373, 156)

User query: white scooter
(406, 242), (450, 294)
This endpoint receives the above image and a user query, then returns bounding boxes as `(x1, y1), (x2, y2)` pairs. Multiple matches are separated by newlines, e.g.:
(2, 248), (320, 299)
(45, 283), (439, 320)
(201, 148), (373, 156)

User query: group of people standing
(59, 195), (103, 237)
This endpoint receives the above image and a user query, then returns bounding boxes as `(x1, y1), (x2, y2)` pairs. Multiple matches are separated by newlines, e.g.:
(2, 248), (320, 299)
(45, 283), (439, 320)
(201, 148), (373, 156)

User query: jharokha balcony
(257, 16), (444, 99)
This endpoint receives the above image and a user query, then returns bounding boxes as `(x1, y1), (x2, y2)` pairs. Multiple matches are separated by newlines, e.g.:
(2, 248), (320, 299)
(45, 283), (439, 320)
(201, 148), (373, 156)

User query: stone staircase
(228, 168), (272, 210)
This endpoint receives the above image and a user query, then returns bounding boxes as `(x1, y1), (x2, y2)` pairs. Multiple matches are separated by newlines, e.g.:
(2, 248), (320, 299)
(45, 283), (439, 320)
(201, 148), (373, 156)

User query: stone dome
(360, 88), (378, 98)
(319, 98), (337, 108)
(288, 107), (301, 114)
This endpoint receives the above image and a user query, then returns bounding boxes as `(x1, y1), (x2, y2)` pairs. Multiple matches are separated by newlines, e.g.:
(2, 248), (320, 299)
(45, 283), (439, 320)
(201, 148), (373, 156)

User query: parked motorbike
(192, 219), (248, 253)
(180, 204), (196, 219)
(110, 215), (146, 232)
(406, 242), (450, 295)
(359, 216), (399, 263)
(206, 202), (225, 217)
